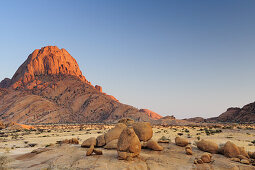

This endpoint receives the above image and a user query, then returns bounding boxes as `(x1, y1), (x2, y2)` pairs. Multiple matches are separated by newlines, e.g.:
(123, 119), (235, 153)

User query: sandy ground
(0, 124), (254, 169)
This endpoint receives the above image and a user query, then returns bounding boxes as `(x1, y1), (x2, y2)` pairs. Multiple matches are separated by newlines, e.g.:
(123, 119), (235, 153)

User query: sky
(0, 0), (255, 119)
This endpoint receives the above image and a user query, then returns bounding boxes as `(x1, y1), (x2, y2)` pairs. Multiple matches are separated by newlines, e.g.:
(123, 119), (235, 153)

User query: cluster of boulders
(80, 119), (163, 160)
(58, 138), (79, 145)
(174, 136), (255, 166)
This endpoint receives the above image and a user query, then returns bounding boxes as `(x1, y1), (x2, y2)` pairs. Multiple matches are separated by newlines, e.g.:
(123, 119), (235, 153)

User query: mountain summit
(0, 46), (162, 124)
(9, 46), (88, 89)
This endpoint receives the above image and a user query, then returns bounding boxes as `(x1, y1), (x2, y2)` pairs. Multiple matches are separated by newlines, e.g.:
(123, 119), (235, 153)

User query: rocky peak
(10, 46), (87, 88)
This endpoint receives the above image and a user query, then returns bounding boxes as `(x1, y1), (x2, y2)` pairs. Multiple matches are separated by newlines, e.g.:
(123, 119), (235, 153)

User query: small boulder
(96, 135), (106, 147)
(132, 122), (153, 142)
(146, 140), (163, 151)
(175, 137), (189, 147)
(104, 139), (118, 149)
(86, 145), (94, 156)
(104, 123), (127, 144)
(224, 141), (240, 158)
(81, 137), (96, 148)
(117, 127), (141, 160)
(196, 139), (218, 154)
(201, 153), (211, 163)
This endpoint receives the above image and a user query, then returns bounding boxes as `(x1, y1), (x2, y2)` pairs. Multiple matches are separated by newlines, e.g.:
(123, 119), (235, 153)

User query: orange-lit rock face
(95, 85), (102, 92)
(11, 46), (86, 88)
(139, 109), (162, 120)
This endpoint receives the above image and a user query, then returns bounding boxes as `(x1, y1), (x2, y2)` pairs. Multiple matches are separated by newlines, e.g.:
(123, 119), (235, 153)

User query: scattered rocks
(81, 137), (96, 148)
(132, 122), (153, 142)
(196, 139), (218, 154)
(58, 138), (79, 145)
(175, 137), (189, 147)
(96, 135), (106, 147)
(104, 123), (127, 144)
(117, 127), (141, 160)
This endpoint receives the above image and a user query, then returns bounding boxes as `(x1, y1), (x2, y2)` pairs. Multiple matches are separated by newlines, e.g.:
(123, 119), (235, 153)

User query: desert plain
(0, 123), (254, 170)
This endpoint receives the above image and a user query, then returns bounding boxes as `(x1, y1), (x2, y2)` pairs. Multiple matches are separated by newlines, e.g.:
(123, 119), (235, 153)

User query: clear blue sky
(0, 0), (255, 119)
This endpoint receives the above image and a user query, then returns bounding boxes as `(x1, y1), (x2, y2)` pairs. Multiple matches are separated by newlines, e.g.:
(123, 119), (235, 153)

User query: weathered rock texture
(117, 127), (141, 160)
(10, 46), (87, 89)
(0, 46), (160, 124)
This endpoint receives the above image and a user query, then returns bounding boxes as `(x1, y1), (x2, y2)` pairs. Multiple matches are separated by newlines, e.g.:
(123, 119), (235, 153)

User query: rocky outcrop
(95, 85), (102, 92)
(0, 78), (11, 88)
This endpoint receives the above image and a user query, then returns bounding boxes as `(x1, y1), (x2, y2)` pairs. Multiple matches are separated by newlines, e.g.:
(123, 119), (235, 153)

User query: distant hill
(207, 102), (255, 123)
(0, 46), (162, 124)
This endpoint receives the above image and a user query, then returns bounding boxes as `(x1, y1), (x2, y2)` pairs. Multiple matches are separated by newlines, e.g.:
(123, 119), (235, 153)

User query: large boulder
(132, 122), (153, 142)
(175, 137), (189, 147)
(104, 139), (118, 149)
(96, 135), (106, 147)
(104, 123), (127, 144)
(81, 137), (96, 148)
(223, 141), (240, 158)
(117, 127), (141, 160)
(238, 147), (249, 158)
(196, 139), (218, 154)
